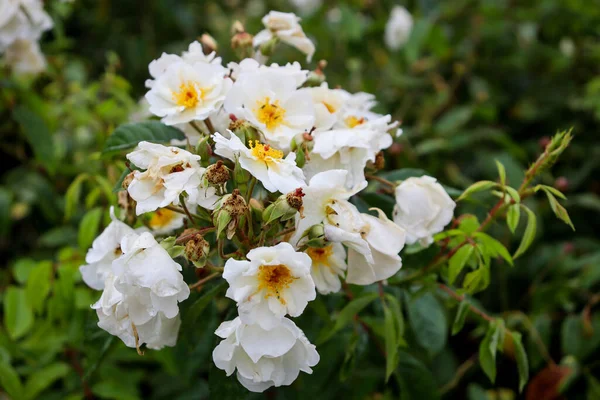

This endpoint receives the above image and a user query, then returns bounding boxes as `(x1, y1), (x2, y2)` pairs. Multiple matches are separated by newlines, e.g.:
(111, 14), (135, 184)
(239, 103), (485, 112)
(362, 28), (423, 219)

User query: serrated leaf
(510, 331), (529, 392)
(78, 207), (103, 250)
(543, 189), (575, 230)
(479, 320), (502, 383)
(457, 180), (496, 201)
(407, 292), (447, 356)
(513, 206), (537, 259)
(495, 160), (506, 186)
(506, 203), (520, 233)
(318, 293), (379, 344)
(452, 301), (470, 335)
(448, 244), (475, 284)
(4, 287), (34, 340)
(102, 121), (185, 155)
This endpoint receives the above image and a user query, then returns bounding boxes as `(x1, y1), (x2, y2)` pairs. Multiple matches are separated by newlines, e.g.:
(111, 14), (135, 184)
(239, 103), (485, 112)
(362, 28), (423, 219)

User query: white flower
(224, 66), (314, 150)
(213, 317), (319, 392)
(384, 5), (413, 51)
(213, 131), (305, 194)
(79, 207), (137, 291)
(227, 58), (308, 87)
(393, 176), (456, 246)
(305, 242), (346, 294)
(92, 231), (190, 349)
(0, 0), (52, 51)
(145, 41), (222, 88)
(94, 274), (182, 350)
(4, 38), (46, 75)
(326, 207), (406, 285)
(148, 208), (185, 235)
(290, 169), (366, 246)
(301, 82), (348, 132)
(254, 11), (315, 62)
(126, 141), (219, 214)
(289, 0), (322, 16)
(145, 61), (232, 125)
(223, 242), (316, 330)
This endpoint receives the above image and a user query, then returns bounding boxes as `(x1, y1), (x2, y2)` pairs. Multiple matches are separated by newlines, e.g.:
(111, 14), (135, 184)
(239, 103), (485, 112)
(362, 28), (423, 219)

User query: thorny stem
(189, 271), (221, 290)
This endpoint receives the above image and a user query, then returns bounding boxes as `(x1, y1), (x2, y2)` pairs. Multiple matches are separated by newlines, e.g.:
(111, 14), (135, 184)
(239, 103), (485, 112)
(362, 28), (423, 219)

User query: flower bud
(229, 119), (260, 145)
(259, 37), (279, 57)
(184, 233), (210, 268)
(196, 136), (211, 167)
(304, 224), (328, 248)
(201, 33), (218, 53)
(231, 32), (254, 59)
(205, 160), (230, 186)
(213, 189), (247, 239)
(263, 192), (299, 224)
(233, 156), (249, 185)
(231, 20), (245, 35)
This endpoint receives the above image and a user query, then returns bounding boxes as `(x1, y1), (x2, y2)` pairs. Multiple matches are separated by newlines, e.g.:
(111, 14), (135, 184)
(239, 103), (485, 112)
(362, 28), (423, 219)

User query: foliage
(1, 0), (599, 399)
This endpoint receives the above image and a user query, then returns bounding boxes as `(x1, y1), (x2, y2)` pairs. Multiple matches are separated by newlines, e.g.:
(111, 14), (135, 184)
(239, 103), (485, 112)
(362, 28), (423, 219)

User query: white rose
(212, 317), (319, 392)
(223, 242), (316, 330)
(393, 176), (456, 246)
(384, 5), (413, 51)
(253, 11), (315, 62)
(305, 242), (346, 295)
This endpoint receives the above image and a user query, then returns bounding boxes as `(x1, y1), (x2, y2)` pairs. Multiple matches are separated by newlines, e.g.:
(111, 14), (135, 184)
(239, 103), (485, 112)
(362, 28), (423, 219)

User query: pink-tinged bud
(554, 176), (569, 192)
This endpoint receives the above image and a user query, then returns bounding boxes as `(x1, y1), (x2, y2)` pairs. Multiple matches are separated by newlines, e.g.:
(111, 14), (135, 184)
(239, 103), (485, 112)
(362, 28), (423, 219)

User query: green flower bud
(196, 136), (211, 167)
(233, 156), (249, 186)
(259, 37), (279, 57)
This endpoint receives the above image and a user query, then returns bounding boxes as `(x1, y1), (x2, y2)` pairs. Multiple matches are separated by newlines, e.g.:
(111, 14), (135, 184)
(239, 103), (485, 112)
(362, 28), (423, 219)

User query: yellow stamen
(149, 208), (177, 229)
(172, 81), (203, 108)
(323, 101), (336, 113)
(257, 264), (295, 304)
(249, 141), (283, 165)
(345, 116), (366, 128)
(306, 245), (334, 268)
(255, 97), (286, 130)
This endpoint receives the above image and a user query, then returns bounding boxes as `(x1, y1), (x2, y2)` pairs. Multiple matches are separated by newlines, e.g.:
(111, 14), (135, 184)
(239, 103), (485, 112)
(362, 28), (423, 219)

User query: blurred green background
(1, 0), (599, 399)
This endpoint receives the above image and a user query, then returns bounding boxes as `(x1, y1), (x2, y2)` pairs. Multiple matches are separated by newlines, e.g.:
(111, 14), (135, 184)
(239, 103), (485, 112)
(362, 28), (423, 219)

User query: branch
(438, 283), (494, 322)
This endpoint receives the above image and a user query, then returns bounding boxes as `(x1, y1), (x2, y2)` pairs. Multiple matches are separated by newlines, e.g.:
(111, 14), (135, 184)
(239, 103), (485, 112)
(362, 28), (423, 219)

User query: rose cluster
(0, 0), (53, 75)
(80, 11), (456, 392)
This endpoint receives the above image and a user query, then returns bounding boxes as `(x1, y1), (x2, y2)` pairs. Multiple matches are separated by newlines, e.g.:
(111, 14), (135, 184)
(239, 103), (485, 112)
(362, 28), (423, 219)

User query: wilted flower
(223, 242), (316, 330)
(213, 189), (248, 239)
(393, 176), (456, 246)
(212, 317), (319, 392)
(254, 11), (315, 62)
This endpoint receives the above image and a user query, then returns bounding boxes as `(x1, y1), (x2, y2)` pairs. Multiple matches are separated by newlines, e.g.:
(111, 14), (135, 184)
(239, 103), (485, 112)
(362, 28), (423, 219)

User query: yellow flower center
(255, 97), (286, 130)
(257, 264), (295, 304)
(149, 208), (178, 229)
(172, 81), (203, 108)
(322, 101), (337, 113)
(306, 245), (334, 267)
(345, 116), (366, 128)
(249, 141), (283, 164)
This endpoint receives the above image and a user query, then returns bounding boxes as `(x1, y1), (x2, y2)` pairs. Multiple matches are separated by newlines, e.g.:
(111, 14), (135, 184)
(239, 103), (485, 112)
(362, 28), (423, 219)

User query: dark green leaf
(318, 292), (379, 344)
(384, 302), (399, 382)
(102, 121), (185, 155)
(24, 362), (70, 400)
(407, 292), (447, 356)
(0, 361), (24, 399)
(397, 351), (441, 400)
(184, 281), (228, 326)
(0, 187), (12, 237)
(13, 106), (56, 173)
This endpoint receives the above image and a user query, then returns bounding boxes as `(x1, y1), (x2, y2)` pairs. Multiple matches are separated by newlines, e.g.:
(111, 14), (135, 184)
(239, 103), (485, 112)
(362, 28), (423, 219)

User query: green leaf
(384, 303), (399, 382)
(448, 244), (475, 284)
(24, 362), (70, 400)
(463, 265), (490, 294)
(513, 206), (537, 259)
(561, 314), (600, 361)
(318, 292), (379, 344)
(473, 232), (513, 266)
(397, 351), (441, 400)
(506, 203), (520, 233)
(543, 188), (575, 230)
(25, 261), (52, 314)
(457, 181), (496, 202)
(13, 258), (37, 284)
(510, 331), (529, 392)
(113, 167), (131, 192)
(3, 286), (34, 340)
(479, 320), (502, 383)
(64, 174), (89, 220)
(78, 207), (104, 250)
(0, 187), (12, 237)
(102, 121), (186, 155)
(13, 106), (56, 173)
(495, 160), (506, 186)
(534, 184), (566, 199)
(452, 301), (470, 335)
(458, 215), (480, 233)
(407, 292), (447, 356)
(0, 361), (24, 399)
(505, 186), (521, 203)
